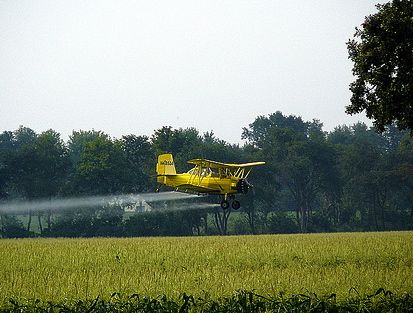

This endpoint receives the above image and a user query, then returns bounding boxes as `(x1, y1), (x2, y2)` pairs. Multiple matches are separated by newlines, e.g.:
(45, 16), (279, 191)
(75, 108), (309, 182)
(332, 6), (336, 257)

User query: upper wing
(187, 158), (265, 169)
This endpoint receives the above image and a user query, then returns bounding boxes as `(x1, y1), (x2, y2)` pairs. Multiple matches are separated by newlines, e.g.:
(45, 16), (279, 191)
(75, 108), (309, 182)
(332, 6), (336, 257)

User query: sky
(0, 0), (385, 144)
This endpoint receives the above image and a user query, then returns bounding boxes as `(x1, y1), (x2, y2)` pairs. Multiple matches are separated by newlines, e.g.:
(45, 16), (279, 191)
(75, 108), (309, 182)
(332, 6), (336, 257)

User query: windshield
(187, 167), (212, 177)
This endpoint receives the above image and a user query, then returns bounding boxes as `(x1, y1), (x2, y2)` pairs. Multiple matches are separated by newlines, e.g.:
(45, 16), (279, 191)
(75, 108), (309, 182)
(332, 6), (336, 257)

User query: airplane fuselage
(157, 173), (239, 195)
(156, 153), (264, 209)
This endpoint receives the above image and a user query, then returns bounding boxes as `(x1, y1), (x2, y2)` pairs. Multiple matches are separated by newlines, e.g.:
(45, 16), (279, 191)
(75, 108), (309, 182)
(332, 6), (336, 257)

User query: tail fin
(156, 154), (177, 176)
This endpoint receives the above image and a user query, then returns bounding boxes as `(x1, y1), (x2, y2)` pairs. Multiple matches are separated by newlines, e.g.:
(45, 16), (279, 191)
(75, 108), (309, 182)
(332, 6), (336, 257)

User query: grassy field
(0, 231), (412, 304)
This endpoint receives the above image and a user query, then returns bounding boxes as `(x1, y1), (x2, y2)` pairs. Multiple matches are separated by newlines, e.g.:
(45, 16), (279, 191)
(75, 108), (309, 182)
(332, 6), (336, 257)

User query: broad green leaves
(347, 0), (413, 132)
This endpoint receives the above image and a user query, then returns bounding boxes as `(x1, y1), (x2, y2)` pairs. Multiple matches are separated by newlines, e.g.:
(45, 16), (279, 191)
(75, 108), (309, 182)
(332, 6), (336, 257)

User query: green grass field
(0, 231), (412, 304)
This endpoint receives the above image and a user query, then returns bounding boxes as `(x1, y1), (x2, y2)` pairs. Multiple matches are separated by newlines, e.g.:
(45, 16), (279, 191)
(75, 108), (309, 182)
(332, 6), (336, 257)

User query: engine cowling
(236, 179), (250, 194)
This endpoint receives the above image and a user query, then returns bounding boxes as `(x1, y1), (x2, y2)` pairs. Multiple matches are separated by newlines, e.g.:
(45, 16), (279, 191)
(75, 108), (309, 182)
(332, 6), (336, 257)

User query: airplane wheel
(232, 200), (241, 210)
(220, 200), (230, 210)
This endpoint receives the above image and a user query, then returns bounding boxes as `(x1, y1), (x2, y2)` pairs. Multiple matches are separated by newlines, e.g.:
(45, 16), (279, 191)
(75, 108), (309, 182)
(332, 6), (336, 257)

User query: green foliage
(50, 205), (124, 237)
(267, 211), (299, 234)
(3, 289), (413, 312)
(244, 112), (336, 232)
(0, 215), (28, 238)
(12, 126), (37, 149)
(71, 135), (132, 195)
(242, 111), (309, 148)
(0, 109), (412, 236)
(346, 0), (413, 132)
(151, 127), (243, 174)
(68, 130), (107, 166)
(0, 132), (14, 198)
(120, 135), (154, 192)
(123, 210), (203, 237)
(4, 129), (69, 199)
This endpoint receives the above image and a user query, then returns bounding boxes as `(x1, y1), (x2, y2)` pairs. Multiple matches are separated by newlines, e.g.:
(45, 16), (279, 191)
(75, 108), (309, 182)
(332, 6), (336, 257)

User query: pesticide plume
(0, 191), (204, 215)
(139, 192), (202, 202)
(160, 202), (219, 212)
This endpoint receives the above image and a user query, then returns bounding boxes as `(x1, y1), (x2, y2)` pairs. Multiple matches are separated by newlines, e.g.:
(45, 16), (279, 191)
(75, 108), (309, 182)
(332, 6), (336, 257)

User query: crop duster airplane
(156, 154), (265, 210)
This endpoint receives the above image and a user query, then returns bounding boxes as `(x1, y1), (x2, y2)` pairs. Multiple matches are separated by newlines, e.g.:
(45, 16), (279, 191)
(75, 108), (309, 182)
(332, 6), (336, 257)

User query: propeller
(236, 179), (253, 194)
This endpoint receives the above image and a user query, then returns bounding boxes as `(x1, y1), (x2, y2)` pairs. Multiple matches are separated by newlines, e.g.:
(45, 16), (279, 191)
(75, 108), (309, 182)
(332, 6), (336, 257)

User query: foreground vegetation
(1, 232), (412, 306)
(3, 289), (413, 312)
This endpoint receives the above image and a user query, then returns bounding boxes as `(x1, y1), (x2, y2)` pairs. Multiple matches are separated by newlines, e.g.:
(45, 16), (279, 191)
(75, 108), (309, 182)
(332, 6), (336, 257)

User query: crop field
(0, 231), (412, 311)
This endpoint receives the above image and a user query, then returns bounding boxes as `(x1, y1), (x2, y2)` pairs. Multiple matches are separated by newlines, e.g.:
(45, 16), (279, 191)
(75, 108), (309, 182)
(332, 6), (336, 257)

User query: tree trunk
(27, 209), (32, 232)
(410, 205), (413, 229)
(47, 209), (52, 232)
(295, 208), (300, 229)
(248, 210), (256, 234)
(373, 197), (379, 231)
(38, 212), (43, 234)
(407, 192), (413, 229)
(378, 188), (387, 231)
(0, 214), (4, 237)
(204, 213), (208, 234)
(304, 198), (313, 232)
(244, 195), (256, 234)
(245, 207), (256, 234)
(213, 211), (221, 235)
(223, 211), (230, 234)
(214, 209), (231, 235)
(299, 206), (307, 233)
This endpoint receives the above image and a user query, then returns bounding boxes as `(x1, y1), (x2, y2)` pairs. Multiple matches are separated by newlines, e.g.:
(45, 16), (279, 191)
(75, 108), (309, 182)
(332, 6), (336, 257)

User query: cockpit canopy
(187, 167), (212, 177)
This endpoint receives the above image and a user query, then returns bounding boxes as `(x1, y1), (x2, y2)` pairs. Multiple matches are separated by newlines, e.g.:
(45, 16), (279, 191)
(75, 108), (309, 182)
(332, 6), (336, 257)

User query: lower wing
(175, 184), (221, 194)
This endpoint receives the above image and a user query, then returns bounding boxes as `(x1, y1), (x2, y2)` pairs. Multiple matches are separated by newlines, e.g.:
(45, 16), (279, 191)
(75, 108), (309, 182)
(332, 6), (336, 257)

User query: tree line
(0, 111), (412, 237)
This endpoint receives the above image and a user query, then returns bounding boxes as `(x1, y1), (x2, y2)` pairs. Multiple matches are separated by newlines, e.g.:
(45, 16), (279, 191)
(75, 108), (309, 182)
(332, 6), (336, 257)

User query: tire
(232, 200), (241, 210)
(220, 200), (230, 210)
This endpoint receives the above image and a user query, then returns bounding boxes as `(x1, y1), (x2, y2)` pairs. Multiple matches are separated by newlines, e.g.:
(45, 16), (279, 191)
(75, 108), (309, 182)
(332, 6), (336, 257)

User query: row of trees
(0, 111), (412, 237)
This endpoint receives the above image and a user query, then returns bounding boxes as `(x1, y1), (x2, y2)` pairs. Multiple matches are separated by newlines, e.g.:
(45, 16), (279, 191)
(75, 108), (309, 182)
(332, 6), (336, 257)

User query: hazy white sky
(0, 0), (384, 143)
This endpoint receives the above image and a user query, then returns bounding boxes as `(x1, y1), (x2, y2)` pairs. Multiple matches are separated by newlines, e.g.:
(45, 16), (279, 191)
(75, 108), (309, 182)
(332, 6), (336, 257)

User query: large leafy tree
(61, 134), (130, 236)
(242, 111), (309, 148)
(67, 130), (106, 166)
(339, 132), (384, 230)
(6, 128), (38, 199)
(396, 134), (413, 227)
(201, 131), (244, 163)
(0, 131), (15, 198)
(331, 123), (410, 231)
(151, 126), (203, 171)
(346, 0), (413, 132)
(5, 129), (70, 232)
(264, 129), (335, 232)
(30, 130), (70, 198)
(119, 134), (153, 192)
(31, 130), (70, 232)
(243, 112), (335, 233)
(72, 135), (132, 195)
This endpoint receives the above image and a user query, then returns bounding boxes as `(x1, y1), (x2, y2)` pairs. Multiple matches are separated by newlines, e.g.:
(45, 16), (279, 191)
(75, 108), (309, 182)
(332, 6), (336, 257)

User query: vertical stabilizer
(156, 154), (177, 176)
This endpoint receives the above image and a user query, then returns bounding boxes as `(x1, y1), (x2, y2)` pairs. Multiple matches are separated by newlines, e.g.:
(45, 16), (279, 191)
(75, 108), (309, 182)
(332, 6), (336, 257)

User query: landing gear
(220, 200), (230, 210)
(220, 195), (241, 210)
(231, 200), (240, 210)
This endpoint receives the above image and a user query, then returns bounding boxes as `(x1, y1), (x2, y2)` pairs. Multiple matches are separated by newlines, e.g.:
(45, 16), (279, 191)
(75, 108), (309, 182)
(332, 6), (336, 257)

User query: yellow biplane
(156, 154), (265, 210)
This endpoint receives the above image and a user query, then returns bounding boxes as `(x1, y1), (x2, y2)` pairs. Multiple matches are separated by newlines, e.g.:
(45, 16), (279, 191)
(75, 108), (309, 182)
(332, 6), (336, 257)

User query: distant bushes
(2, 113), (413, 238)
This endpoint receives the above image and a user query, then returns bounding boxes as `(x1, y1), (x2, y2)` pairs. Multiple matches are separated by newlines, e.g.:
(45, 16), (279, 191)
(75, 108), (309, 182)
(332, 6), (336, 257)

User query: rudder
(156, 154), (177, 176)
